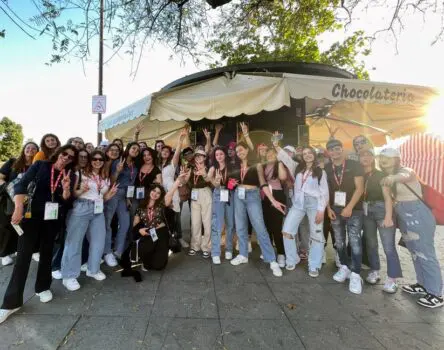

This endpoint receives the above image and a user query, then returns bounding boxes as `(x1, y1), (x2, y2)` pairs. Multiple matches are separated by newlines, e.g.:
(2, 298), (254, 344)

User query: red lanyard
(147, 207), (155, 223)
(139, 166), (153, 183)
(128, 163), (134, 181)
(50, 165), (65, 201)
(240, 165), (248, 184)
(332, 160), (346, 188)
(300, 170), (312, 189)
(364, 171), (373, 200)
(92, 174), (104, 194)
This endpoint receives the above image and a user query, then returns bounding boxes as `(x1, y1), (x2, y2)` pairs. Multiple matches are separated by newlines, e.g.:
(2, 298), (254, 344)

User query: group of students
(0, 123), (443, 325)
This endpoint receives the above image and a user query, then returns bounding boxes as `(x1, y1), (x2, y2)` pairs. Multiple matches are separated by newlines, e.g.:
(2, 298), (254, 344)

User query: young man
(325, 139), (365, 294)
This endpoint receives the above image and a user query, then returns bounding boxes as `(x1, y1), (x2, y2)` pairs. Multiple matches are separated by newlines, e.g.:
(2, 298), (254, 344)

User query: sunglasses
(61, 151), (75, 161)
(92, 157), (104, 162)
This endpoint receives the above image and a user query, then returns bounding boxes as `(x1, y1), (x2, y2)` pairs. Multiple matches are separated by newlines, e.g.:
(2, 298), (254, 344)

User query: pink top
(264, 163), (282, 190)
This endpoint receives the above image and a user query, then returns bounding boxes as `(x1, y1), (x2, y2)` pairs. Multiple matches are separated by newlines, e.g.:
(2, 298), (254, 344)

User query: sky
(1, 2), (444, 145)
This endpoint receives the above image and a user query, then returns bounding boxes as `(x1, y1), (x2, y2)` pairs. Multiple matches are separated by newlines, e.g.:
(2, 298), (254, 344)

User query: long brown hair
(40, 133), (61, 159)
(12, 142), (39, 173)
(83, 150), (108, 179)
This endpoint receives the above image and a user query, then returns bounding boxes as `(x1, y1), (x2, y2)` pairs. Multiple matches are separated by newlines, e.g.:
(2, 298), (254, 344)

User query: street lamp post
(97, 0), (104, 146)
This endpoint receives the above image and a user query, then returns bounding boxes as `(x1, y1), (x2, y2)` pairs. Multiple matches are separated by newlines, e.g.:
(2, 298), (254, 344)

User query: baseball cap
(378, 147), (400, 158)
(194, 149), (207, 157)
(283, 145), (296, 154)
(326, 139), (343, 150)
(182, 147), (193, 156)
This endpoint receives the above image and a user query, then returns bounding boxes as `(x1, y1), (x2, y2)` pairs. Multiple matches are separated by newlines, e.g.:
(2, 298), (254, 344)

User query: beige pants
(190, 187), (213, 252)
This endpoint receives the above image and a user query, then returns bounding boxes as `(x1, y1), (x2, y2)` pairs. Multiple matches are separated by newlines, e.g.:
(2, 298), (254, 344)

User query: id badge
(220, 189), (229, 202)
(363, 201), (369, 216)
(238, 187), (246, 200)
(94, 199), (104, 214)
(136, 187), (145, 199)
(150, 228), (158, 242)
(12, 224), (24, 236)
(334, 191), (347, 207)
(191, 188), (199, 201)
(126, 186), (135, 198)
(44, 202), (59, 221)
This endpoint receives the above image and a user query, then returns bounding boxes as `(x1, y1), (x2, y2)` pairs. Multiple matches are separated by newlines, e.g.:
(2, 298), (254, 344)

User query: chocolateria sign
(331, 83), (415, 103)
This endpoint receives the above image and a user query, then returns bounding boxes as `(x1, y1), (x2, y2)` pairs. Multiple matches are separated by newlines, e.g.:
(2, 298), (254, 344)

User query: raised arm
(172, 128), (188, 168)
(240, 122), (254, 151)
(213, 124), (223, 147)
(203, 128), (212, 154)
(165, 168), (190, 207)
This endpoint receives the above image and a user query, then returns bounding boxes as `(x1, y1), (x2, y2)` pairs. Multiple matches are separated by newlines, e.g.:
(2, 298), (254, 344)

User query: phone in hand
(271, 133), (284, 143)
(227, 178), (237, 190)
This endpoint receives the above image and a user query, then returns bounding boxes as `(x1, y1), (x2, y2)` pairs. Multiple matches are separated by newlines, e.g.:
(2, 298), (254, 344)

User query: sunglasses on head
(92, 157), (104, 162)
(61, 151), (75, 161)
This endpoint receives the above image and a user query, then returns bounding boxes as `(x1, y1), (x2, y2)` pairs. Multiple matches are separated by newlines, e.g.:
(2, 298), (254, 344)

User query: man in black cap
(325, 138), (365, 295)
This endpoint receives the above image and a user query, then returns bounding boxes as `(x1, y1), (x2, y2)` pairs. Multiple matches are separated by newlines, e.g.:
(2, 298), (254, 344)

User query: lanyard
(240, 165), (248, 184)
(300, 169), (312, 189)
(139, 165), (153, 183)
(50, 165), (65, 202)
(128, 163), (134, 181)
(364, 171), (373, 201)
(92, 174), (104, 195)
(332, 160), (346, 189)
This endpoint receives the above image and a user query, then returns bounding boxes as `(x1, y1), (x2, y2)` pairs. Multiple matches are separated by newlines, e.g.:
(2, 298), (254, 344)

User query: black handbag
(162, 209), (181, 253)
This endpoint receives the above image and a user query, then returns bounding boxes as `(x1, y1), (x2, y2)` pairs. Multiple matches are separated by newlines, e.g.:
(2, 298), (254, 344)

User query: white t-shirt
(77, 172), (110, 201)
(161, 164), (180, 212)
(293, 169), (329, 211)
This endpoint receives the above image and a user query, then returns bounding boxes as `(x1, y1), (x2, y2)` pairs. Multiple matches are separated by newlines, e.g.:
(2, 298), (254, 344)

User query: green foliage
(208, 0), (370, 79)
(0, 117), (24, 162)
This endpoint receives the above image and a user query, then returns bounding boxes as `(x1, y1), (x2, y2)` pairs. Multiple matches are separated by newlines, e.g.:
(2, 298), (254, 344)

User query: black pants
(262, 190), (285, 255)
(324, 214), (335, 248)
(121, 226), (170, 271)
(2, 217), (61, 309)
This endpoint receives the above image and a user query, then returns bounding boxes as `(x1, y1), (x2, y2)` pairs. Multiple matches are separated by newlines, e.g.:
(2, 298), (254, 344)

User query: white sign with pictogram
(92, 95), (107, 114)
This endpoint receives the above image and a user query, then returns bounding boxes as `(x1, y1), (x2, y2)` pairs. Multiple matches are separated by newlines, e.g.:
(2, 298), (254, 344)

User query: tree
(0, 117), (24, 162)
(0, 1), (442, 75)
(207, 0), (370, 78)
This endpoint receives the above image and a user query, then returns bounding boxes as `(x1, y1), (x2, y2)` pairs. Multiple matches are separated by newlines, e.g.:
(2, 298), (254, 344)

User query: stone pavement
(1, 225), (444, 349)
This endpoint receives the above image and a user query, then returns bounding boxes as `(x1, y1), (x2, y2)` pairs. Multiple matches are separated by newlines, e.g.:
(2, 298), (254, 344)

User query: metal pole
(97, 0), (104, 145)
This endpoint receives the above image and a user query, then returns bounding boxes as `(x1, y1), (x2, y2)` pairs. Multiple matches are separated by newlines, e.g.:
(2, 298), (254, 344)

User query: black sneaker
(402, 283), (427, 295)
(188, 249), (197, 256)
(202, 251), (210, 259)
(417, 293), (444, 309)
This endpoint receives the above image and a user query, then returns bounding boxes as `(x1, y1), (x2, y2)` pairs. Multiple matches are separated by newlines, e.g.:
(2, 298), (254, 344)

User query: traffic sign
(92, 95), (106, 114)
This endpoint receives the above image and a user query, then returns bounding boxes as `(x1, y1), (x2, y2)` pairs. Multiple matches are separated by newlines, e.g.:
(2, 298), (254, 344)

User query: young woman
(120, 170), (188, 276)
(33, 133), (61, 162)
(104, 142), (140, 266)
(0, 142), (39, 266)
(379, 148), (443, 308)
(138, 142), (148, 151)
(256, 143), (268, 164)
(184, 149), (213, 258)
(360, 148), (402, 293)
(69, 137), (85, 151)
(262, 148), (287, 267)
(85, 143), (95, 154)
(112, 139), (124, 152)
(230, 141), (285, 277)
(136, 148), (162, 192)
(0, 145), (77, 324)
(282, 147), (329, 277)
(61, 151), (118, 291)
(208, 147), (235, 264)
(104, 143), (121, 176)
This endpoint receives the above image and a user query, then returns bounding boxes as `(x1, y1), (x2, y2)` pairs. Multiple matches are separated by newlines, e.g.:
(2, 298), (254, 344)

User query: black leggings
(262, 190), (285, 255)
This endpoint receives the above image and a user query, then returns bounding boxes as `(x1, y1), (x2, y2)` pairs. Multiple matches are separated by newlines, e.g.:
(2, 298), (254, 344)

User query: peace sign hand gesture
(62, 170), (71, 192)
(203, 128), (211, 140)
(240, 122), (249, 136)
(135, 121), (144, 133)
(80, 181), (90, 194)
(215, 169), (222, 184)
(116, 157), (125, 173)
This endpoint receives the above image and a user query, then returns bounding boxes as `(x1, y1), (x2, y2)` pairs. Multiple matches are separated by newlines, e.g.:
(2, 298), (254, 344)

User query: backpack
(404, 183), (444, 225)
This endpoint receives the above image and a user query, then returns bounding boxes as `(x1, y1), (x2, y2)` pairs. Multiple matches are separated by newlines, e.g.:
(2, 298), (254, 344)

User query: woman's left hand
(382, 216), (394, 228)
(315, 211), (324, 224)
(272, 199), (286, 215)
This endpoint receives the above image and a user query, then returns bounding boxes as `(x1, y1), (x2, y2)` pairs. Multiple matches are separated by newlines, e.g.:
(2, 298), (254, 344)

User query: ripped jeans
(282, 195), (325, 269)
(330, 207), (363, 274)
(396, 200), (443, 296)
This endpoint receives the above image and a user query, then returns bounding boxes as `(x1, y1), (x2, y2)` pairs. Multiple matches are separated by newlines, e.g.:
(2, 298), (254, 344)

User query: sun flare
(425, 93), (444, 137)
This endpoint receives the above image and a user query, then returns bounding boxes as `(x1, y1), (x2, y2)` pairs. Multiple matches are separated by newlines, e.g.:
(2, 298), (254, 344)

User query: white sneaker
(86, 270), (106, 281)
(36, 290), (53, 303)
(383, 279), (398, 294)
(104, 253), (118, 267)
(212, 256), (221, 265)
(80, 263), (88, 272)
(365, 270), (381, 285)
(1, 256), (13, 266)
(62, 278), (81, 291)
(333, 265), (351, 283)
(285, 264), (296, 271)
(260, 254), (264, 260)
(277, 255), (286, 268)
(309, 268), (320, 278)
(51, 270), (62, 280)
(179, 238), (189, 248)
(0, 307), (21, 324)
(270, 261), (283, 277)
(248, 241), (253, 253)
(349, 272), (363, 294)
(32, 253), (40, 262)
(225, 252), (233, 260)
(334, 252), (341, 268)
(141, 265), (148, 272)
(230, 255), (248, 266)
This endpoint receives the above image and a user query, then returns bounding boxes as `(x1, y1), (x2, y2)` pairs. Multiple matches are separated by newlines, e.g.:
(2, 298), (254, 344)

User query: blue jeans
(105, 188), (130, 256)
(61, 199), (106, 278)
(363, 201), (402, 278)
(211, 188), (235, 257)
(331, 207), (363, 274)
(282, 195), (325, 269)
(396, 200), (443, 296)
(234, 188), (276, 262)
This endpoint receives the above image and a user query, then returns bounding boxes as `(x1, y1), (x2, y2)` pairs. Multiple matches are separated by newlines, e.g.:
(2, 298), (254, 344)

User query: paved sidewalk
(1, 225), (444, 349)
